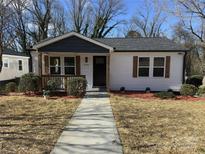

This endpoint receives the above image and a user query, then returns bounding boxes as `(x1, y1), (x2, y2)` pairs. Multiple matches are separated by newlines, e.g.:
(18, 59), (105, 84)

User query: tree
(0, 0), (14, 72)
(173, 22), (202, 75)
(176, 0), (205, 43)
(66, 0), (125, 38)
(27, 0), (53, 43)
(131, 0), (166, 37)
(175, 0), (205, 75)
(67, 0), (91, 35)
(91, 0), (125, 38)
(50, 3), (68, 37)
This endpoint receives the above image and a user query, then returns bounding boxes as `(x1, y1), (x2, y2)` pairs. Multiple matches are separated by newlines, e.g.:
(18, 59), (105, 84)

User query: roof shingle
(94, 37), (188, 52)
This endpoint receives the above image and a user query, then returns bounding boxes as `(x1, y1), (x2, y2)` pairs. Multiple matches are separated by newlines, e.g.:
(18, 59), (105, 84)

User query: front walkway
(51, 92), (122, 154)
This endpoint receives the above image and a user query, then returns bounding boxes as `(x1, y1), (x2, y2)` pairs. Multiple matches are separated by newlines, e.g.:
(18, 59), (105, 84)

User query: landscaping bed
(111, 94), (205, 154)
(111, 91), (205, 101)
(0, 96), (80, 154)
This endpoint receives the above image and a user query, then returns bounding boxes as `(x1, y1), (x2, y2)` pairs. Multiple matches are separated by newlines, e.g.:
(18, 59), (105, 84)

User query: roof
(94, 37), (188, 52)
(33, 32), (113, 51)
(33, 32), (188, 52)
(3, 48), (29, 57)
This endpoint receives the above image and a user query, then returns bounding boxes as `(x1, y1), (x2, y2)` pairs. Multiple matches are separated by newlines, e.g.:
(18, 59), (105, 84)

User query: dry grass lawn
(111, 95), (205, 154)
(0, 96), (80, 154)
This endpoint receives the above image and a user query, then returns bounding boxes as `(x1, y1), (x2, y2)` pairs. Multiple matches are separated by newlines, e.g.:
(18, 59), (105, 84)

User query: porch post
(106, 55), (110, 91)
(38, 52), (42, 91)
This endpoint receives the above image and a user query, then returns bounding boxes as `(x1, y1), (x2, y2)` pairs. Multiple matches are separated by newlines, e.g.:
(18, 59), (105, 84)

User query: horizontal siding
(109, 52), (184, 91)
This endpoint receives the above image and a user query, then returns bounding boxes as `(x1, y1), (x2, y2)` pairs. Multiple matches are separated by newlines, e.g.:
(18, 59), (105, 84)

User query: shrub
(197, 86), (205, 97)
(46, 79), (59, 91)
(180, 84), (198, 96)
(186, 75), (203, 87)
(145, 87), (151, 93)
(67, 77), (87, 97)
(18, 73), (40, 93)
(155, 91), (175, 99)
(120, 87), (125, 92)
(167, 89), (173, 92)
(5, 82), (17, 92)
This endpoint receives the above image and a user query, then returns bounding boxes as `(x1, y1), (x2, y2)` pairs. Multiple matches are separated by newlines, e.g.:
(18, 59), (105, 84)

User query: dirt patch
(0, 96), (81, 154)
(111, 91), (205, 102)
(111, 94), (205, 154)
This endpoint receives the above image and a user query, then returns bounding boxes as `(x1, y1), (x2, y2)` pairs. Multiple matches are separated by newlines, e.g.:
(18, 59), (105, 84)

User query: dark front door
(93, 56), (106, 87)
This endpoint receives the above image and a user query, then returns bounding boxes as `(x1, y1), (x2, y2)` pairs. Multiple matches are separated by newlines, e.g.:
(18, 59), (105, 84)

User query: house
(31, 32), (188, 92)
(0, 48), (30, 82)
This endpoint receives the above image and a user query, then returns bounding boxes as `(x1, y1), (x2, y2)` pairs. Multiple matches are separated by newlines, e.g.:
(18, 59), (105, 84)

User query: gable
(38, 36), (110, 53)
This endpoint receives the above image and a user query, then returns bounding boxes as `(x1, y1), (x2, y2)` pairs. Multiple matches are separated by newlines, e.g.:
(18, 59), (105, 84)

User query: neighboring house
(0, 49), (30, 81)
(31, 32), (188, 91)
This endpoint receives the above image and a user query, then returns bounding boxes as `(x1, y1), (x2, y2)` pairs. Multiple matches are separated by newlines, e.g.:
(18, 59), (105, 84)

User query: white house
(0, 49), (30, 81)
(31, 32), (188, 92)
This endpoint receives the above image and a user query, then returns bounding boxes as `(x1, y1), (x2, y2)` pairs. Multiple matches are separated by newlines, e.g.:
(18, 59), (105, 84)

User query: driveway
(51, 91), (122, 154)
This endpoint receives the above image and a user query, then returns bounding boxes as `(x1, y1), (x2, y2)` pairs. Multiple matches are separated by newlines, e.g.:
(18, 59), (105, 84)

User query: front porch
(32, 32), (113, 92)
(38, 53), (110, 92)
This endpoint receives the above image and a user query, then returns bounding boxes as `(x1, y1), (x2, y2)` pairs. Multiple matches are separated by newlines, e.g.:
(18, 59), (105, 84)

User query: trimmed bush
(186, 75), (203, 88)
(197, 86), (205, 97)
(180, 84), (198, 96)
(18, 73), (40, 93)
(155, 91), (175, 99)
(67, 77), (87, 97)
(46, 79), (59, 91)
(5, 82), (17, 92)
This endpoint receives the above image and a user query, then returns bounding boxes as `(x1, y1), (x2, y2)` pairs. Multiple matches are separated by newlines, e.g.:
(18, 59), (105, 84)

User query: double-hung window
(153, 57), (165, 77)
(64, 57), (75, 75)
(50, 57), (61, 74)
(138, 57), (150, 77)
(18, 60), (23, 71)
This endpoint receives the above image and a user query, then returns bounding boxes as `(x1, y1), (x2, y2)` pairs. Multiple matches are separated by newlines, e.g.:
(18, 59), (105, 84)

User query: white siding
(0, 54), (29, 81)
(109, 52), (185, 91)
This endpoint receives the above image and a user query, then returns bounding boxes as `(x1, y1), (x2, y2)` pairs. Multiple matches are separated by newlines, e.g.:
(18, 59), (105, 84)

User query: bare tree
(27, 0), (53, 43)
(91, 0), (125, 38)
(176, 0), (205, 43)
(131, 0), (166, 37)
(173, 22), (202, 75)
(11, 0), (30, 52)
(0, 0), (14, 72)
(67, 0), (91, 35)
(51, 3), (68, 37)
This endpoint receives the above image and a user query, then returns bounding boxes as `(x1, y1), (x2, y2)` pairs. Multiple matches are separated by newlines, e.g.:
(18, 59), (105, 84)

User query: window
(50, 57), (61, 74)
(18, 60), (23, 71)
(138, 57), (150, 77)
(64, 57), (75, 75)
(153, 57), (165, 77)
(85, 57), (88, 63)
(3, 59), (9, 68)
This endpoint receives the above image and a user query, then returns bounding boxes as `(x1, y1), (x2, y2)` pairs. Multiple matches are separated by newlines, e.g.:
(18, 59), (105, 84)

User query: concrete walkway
(51, 92), (122, 154)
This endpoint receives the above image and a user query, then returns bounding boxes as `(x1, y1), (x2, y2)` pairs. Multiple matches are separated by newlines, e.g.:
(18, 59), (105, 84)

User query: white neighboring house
(0, 49), (30, 81)
(31, 32), (188, 92)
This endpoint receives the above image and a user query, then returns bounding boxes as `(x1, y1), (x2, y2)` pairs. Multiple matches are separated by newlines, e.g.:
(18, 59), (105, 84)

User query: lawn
(111, 94), (205, 154)
(0, 96), (80, 154)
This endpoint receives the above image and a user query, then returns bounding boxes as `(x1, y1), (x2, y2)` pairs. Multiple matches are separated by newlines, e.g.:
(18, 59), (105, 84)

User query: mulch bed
(111, 91), (205, 101)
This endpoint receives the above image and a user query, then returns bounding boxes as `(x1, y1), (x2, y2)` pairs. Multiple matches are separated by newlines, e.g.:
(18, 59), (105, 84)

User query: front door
(93, 56), (106, 87)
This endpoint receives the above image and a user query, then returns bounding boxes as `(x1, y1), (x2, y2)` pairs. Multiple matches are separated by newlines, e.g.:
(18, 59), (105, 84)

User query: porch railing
(41, 75), (86, 92)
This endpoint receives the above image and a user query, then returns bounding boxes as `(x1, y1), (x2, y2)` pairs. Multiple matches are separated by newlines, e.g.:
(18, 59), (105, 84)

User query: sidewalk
(51, 92), (122, 154)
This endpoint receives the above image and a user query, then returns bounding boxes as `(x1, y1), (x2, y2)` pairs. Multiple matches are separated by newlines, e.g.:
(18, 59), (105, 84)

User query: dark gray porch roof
(94, 37), (188, 52)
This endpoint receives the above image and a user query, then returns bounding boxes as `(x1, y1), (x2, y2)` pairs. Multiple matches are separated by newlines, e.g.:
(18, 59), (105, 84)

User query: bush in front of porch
(67, 77), (87, 97)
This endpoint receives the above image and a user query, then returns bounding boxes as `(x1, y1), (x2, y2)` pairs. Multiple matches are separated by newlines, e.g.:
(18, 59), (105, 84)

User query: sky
(118, 0), (180, 38)
(61, 0), (186, 38)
